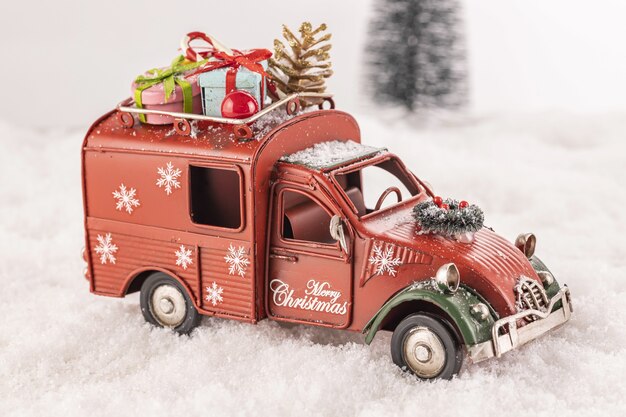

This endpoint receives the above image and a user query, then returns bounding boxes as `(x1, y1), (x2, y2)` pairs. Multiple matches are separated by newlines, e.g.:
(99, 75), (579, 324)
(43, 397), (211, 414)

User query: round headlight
(470, 303), (490, 321)
(435, 263), (460, 294)
(537, 270), (554, 287)
(515, 233), (536, 259)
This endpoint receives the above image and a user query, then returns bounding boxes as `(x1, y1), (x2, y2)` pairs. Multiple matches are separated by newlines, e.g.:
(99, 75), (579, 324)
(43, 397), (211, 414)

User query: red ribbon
(191, 48), (272, 104)
(191, 48), (272, 78)
(192, 49), (272, 102)
(182, 31), (230, 62)
(182, 32), (272, 106)
(182, 31), (271, 78)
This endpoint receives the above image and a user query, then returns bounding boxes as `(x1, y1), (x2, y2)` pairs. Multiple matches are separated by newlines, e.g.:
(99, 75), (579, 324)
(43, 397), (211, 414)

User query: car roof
(83, 110), (301, 162)
(279, 140), (384, 172)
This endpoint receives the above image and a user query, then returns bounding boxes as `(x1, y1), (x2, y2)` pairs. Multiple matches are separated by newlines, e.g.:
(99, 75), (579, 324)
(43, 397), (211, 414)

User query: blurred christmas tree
(366, 0), (468, 111)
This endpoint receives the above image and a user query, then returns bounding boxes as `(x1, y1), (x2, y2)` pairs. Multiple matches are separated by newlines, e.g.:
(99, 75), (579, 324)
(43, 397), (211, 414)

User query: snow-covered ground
(1, 112), (625, 416)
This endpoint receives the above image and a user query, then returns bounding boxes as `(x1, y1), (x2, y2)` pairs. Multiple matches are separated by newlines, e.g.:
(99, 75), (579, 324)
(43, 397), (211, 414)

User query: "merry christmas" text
(270, 279), (348, 315)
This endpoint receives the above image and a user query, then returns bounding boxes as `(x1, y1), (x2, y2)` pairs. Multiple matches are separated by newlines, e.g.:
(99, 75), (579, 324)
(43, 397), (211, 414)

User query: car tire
(391, 313), (463, 380)
(140, 272), (200, 334)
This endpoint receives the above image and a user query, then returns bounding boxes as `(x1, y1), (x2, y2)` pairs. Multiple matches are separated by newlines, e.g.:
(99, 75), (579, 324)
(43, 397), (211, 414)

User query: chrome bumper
(467, 286), (572, 363)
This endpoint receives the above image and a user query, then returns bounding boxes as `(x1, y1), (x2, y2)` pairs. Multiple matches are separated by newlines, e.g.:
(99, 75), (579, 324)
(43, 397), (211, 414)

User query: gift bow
(180, 32), (272, 77)
(182, 31), (234, 61)
(134, 55), (206, 122)
(182, 31), (271, 78)
(189, 48), (272, 79)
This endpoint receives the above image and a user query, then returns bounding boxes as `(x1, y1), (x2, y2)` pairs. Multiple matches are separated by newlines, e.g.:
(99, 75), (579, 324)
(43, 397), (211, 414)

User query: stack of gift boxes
(132, 32), (273, 125)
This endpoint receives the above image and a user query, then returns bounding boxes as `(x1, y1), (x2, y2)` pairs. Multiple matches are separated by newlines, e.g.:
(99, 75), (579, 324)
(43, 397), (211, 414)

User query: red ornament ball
(459, 200), (469, 209)
(441, 203), (450, 210)
(221, 90), (259, 119)
(433, 196), (443, 207)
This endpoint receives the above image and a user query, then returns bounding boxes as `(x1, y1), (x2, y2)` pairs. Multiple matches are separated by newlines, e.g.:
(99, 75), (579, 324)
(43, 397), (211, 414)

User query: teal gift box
(198, 60), (269, 118)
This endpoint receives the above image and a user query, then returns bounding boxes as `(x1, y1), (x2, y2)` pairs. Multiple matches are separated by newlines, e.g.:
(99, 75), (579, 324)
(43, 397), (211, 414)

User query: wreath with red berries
(412, 196), (485, 238)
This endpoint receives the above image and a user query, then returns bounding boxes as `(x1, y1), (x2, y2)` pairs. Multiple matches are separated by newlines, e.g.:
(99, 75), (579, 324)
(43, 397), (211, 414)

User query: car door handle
(270, 251), (298, 263)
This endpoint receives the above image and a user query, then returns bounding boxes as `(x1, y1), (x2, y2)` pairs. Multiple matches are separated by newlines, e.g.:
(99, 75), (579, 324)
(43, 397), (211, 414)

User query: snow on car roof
(279, 140), (383, 170)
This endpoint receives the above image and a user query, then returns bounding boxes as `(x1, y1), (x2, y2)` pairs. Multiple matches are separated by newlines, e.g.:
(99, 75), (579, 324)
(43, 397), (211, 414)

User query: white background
(1, 0), (626, 128)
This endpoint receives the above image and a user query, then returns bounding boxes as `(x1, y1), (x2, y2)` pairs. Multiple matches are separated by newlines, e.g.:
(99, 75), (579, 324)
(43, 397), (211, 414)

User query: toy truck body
(81, 104), (572, 379)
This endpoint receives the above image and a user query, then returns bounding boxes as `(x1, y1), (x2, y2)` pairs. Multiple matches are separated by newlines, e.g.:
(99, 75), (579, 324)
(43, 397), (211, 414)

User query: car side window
(189, 165), (242, 229)
(281, 190), (334, 244)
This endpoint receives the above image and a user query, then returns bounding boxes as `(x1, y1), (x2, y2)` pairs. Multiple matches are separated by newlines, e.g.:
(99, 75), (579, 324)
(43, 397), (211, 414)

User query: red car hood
(367, 210), (540, 317)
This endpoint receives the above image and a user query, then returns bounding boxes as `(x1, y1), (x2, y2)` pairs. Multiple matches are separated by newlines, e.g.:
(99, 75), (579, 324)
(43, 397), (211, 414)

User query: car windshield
(332, 156), (422, 217)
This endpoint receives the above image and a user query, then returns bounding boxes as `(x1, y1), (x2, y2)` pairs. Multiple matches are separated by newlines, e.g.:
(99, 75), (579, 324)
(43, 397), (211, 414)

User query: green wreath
(412, 197), (484, 237)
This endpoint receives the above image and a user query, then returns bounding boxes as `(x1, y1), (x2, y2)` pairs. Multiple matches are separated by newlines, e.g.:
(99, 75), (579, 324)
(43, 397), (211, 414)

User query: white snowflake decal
(368, 244), (403, 277)
(94, 233), (118, 264)
(156, 162), (182, 195)
(112, 184), (140, 214)
(175, 245), (193, 270)
(224, 244), (250, 277)
(205, 282), (224, 306)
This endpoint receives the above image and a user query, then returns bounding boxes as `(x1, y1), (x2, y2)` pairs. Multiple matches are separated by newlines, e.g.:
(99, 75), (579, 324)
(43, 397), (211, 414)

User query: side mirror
(329, 215), (349, 256)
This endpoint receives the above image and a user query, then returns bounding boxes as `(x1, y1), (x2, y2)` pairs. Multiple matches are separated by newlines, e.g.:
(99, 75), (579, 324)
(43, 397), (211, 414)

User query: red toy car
(81, 94), (572, 379)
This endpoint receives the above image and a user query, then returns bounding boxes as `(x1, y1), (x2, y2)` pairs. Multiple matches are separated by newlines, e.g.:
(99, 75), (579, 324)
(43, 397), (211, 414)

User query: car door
(267, 185), (352, 328)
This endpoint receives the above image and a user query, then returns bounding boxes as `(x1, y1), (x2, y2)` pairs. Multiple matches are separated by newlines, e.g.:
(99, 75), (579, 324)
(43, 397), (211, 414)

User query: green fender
(530, 255), (562, 307)
(362, 281), (496, 346)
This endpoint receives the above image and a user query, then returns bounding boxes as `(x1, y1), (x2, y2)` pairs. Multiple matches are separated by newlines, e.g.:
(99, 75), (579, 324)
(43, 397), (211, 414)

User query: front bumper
(467, 285), (572, 363)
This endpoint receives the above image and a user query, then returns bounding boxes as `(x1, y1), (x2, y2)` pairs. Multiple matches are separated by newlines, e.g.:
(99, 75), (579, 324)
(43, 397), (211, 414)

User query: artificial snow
(280, 140), (381, 170)
(1, 112), (625, 416)
(251, 108), (297, 138)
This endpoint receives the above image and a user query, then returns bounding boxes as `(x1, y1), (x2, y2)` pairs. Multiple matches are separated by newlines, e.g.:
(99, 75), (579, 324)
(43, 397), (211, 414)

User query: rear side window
(190, 166), (242, 229)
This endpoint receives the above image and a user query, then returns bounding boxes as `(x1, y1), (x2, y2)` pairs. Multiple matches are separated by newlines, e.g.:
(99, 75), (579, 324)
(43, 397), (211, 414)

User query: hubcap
(403, 326), (446, 378)
(150, 284), (186, 327)
(159, 298), (174, 314)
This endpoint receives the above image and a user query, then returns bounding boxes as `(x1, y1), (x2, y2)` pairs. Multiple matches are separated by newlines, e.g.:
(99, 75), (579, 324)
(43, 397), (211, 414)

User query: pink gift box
(131, 73), (202, 125)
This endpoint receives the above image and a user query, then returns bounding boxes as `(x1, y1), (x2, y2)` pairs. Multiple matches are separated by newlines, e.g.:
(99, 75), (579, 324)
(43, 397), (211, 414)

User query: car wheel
(391, 313), (463, 380)
(140, 272), (200, 334)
